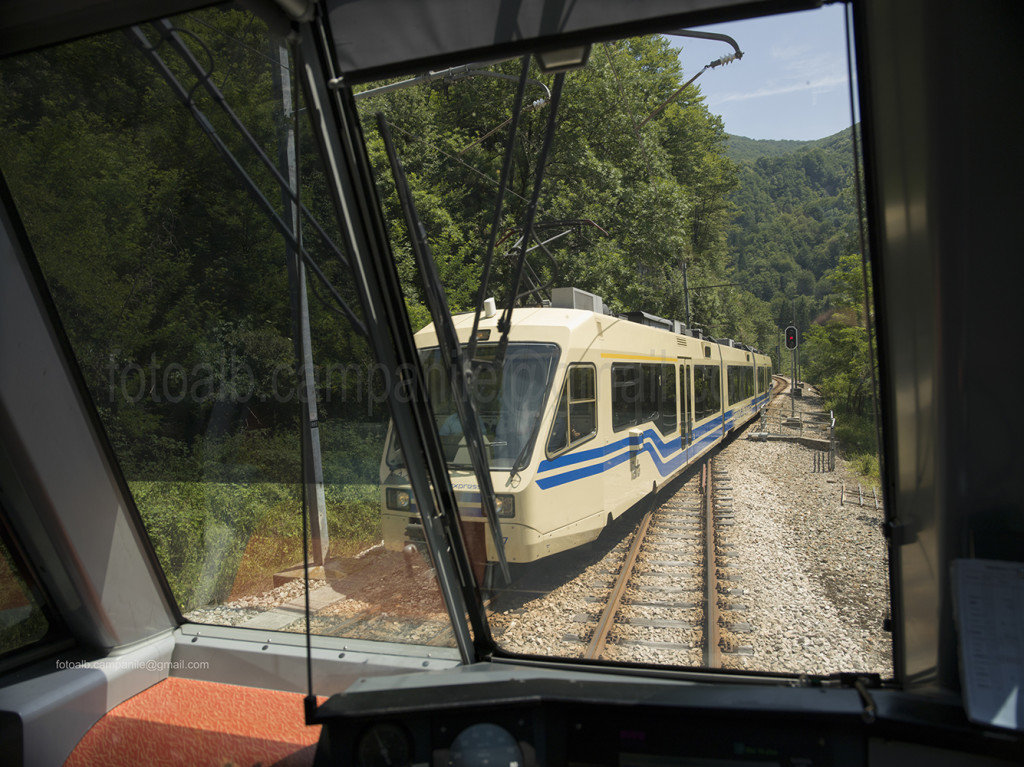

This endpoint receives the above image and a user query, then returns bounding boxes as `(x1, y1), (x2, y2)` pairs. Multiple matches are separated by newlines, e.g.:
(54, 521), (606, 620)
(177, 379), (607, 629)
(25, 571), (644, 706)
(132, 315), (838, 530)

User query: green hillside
(727, 125), (860, 326)
(723, 123), (878, 473)
(725, 134), (812, 162)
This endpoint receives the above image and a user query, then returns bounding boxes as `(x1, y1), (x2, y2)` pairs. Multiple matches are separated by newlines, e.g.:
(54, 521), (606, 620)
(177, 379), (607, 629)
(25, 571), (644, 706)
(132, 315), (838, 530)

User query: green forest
(723, 127), (879, 476)
(0, 9), (878, 609)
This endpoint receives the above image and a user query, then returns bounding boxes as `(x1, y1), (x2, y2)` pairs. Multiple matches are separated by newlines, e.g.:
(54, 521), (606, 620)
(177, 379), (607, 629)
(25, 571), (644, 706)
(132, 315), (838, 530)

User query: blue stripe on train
(537, 415), (724, 473)
(535, 426), (718, 489)
(535, 397), (766, 490)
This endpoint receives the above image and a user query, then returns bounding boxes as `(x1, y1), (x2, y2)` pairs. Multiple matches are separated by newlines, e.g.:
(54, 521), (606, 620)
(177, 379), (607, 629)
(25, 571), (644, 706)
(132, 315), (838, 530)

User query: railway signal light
(785, 325), (798, 350)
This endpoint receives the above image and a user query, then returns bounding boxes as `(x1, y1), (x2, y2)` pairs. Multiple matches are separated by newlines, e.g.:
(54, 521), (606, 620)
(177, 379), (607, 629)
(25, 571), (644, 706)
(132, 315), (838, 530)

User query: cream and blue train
(380, 289), (772, 564)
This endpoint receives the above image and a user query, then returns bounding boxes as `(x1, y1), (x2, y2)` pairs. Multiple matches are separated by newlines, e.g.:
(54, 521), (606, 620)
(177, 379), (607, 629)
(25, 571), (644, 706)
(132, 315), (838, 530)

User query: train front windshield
(386, 343), (560, 471)
(0, 0), (892, 685)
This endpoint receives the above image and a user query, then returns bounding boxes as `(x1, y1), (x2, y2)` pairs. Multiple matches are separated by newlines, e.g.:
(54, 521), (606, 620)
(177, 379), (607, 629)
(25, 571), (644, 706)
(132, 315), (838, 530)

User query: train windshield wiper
(492, 71), (565, 367)
(377, 113), (511, 585)
(507, 353), (558, 479)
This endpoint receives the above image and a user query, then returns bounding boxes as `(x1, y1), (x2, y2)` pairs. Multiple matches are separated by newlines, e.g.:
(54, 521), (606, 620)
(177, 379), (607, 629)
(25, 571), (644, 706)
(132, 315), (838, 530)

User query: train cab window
(0, 8), (466, 646)
(393, 343), (560, 468)
(547, 365), (597, 455)
(1, 0), (894, 690)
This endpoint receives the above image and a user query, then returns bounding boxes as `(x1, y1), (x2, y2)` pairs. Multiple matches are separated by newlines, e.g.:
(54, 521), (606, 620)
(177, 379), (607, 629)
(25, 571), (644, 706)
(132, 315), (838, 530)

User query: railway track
(553, 389), (794, 665)
(558, 454), (752, 667)
(572, 470), (703, 664)
(486, 378), (893, 676)
(229, 385), (790, 656)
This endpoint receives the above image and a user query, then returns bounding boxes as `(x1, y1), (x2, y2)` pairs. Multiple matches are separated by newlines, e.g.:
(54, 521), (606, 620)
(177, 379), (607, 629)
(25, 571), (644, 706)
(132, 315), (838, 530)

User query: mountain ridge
(725, 127), (855, 162)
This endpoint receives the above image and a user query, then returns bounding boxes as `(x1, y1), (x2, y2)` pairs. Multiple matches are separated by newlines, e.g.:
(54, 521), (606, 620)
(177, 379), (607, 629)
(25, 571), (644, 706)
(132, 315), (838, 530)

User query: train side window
(611, 363), (639, 431)
(613, 363), (678, 434)
(694, 364), (721, 421)
(639, 365), (659, 425)
(727, 365), (754, 406)
(547, 365), (597, 454)
(657, 363), (677, 435)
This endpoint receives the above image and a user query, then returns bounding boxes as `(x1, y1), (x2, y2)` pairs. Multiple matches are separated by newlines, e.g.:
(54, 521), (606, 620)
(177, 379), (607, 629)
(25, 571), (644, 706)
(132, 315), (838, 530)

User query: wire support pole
(125, 23), (367, 337)
(642, 29), (742, 127)
(273, 39), (329, 566)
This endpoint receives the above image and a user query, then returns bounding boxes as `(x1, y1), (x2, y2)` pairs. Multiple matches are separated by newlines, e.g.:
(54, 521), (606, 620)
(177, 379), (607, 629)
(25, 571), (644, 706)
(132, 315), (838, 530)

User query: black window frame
(611, 362), (678, 435)
(657, 363), (677, 435)
(546, 363), (598, 457)
(727, 364), (754, 406)
(693, 364), (721, 422)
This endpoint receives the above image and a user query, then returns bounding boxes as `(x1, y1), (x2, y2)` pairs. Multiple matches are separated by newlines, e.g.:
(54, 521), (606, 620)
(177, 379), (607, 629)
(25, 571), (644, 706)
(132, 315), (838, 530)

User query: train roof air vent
(550, 287), (604, 314)
(622, 310), (674, 331)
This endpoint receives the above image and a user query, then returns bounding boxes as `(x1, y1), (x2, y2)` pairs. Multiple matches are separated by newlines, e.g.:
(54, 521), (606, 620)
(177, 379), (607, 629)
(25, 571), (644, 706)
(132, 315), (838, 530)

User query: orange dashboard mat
(65, 677), (325, 767)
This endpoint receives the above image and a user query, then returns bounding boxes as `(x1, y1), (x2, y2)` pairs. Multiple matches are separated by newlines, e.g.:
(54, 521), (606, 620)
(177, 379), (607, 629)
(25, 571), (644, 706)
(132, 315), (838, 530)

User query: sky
(674, 4), (855, 141)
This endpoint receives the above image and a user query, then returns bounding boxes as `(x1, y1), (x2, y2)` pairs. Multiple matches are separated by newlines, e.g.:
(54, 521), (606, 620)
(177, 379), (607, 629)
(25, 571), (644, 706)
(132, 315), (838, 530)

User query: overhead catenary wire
(127, 20), (367, 337)
(641, 29), (743, 127)
(384, 120), (532, 206)
(601, 42), (657, 181)
(457, 96), (549, 156)
(467, 56), (534, 365)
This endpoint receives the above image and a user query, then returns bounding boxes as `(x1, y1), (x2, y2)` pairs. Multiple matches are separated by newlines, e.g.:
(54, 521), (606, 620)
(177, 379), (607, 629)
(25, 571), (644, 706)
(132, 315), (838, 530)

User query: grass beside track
(131, 480), (381, 612)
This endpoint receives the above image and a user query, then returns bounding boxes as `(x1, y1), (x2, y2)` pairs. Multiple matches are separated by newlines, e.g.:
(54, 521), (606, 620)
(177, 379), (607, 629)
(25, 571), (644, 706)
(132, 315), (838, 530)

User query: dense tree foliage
(358, 35), (741, 332)
(725, 134), (818, 163)
(0, 10), (877, 484)
(0, 9), (884, 606)
(727, 130), (879, 468)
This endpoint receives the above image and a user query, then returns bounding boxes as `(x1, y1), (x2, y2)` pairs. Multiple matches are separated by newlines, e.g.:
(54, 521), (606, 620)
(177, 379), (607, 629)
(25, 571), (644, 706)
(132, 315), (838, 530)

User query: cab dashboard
(310, 666), (1021, 767)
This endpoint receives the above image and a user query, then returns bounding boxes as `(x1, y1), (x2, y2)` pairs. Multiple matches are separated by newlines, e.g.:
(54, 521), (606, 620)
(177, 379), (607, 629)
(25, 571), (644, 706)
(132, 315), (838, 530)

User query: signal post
(785, 325), (798, 416)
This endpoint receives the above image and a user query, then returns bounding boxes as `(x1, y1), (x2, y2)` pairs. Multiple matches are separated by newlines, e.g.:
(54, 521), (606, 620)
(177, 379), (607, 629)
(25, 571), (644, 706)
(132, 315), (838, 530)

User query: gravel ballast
(492, 382), (893, 677)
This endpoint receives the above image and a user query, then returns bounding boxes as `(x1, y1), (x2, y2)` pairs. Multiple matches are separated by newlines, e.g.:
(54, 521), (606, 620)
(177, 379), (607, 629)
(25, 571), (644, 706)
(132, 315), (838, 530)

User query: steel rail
(585, 507), (656, 660)
(703, 459), (721, 668)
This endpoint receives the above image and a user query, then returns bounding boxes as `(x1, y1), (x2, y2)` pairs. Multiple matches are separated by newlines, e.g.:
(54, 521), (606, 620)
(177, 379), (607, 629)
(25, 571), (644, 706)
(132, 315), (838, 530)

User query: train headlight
(494, 494), (515, 518)
(386, 488), (412, 510)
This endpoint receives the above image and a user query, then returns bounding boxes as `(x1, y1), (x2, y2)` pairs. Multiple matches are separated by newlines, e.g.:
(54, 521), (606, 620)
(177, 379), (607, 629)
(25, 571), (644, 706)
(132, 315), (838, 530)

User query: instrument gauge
(356, 722), (413, 767)
(448, 722), (523, 767)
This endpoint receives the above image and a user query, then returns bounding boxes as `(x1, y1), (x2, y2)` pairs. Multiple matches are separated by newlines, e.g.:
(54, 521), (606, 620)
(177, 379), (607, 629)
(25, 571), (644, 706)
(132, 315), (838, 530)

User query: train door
(679, 361), (692, 450)
(719, 350), (728, 438)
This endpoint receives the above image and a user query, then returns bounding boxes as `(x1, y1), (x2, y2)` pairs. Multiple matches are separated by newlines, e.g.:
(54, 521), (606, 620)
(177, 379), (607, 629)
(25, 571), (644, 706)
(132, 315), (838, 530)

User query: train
(2, 0), (1022, 766)
(381, 288), (772, 565)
